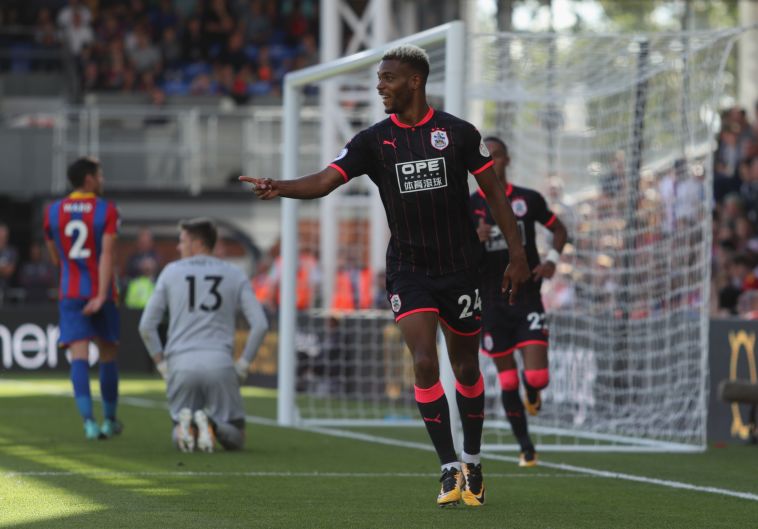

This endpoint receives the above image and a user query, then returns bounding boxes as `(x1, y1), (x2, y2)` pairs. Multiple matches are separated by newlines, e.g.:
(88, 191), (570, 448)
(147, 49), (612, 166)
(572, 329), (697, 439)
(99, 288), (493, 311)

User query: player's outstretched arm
(533, 216), (568, 280)
(474, 167), (530, 302)
(239, 167), (345, 200)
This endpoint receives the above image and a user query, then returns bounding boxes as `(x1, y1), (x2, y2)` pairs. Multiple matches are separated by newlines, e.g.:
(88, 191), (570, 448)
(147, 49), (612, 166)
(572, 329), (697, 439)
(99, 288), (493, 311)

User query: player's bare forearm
(239, 167), (344, 200)
(549, 217), (568, 252)
(97, 234), (116, 301)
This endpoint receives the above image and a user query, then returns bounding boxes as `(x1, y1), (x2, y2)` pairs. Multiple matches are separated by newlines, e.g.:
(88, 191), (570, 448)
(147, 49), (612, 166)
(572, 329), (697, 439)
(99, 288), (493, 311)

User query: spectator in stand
(34, 8), (59, 70)
(738, 290), (758, 320)
(718, 254), (758, 315)
(331, 250), (373, 311)
(160, 26), (182, 71)
(714, 125), (741, 201)
(57, 0), (92, 34)
(284, 0), (310, 46)
(251, 257), (277, 314)
(182, 17), (207, 64)
(129, 27), (161, 75)
(739, 156), (758, 223)
(126, 227), (160, 280)
(218, 31), (248, 72)
(124, 256), (158, 309)
(0, 222), (19, 306)
(149, 0), (180, 40)
(18, 241), (57, 303)
(242, 0), (272, 46)
(202, 0), (235, 51)
(60, 8), (94, 58)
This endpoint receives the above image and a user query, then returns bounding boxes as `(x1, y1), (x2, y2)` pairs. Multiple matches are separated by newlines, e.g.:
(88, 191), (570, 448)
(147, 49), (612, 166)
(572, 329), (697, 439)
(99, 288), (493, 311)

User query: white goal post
(273, 21), (748, 453)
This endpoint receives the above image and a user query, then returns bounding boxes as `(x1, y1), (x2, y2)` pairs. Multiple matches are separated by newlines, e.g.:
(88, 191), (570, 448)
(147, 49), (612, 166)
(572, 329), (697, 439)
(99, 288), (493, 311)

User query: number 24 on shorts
(458, 289), (482, 319)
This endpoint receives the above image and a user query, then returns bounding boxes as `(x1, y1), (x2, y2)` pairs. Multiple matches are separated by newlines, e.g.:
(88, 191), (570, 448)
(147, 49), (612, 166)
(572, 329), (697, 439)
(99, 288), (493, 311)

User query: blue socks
(70, 359), (93, 421)
(70, 360), (120, 422)
(99, 361), (119, 420)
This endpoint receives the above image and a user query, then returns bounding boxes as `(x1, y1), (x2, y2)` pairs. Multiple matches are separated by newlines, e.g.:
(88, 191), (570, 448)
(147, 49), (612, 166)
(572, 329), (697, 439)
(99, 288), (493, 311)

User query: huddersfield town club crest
(511, 198), (528, 217)
(390, 294), (402, 313)
(430, 129), (448, 150)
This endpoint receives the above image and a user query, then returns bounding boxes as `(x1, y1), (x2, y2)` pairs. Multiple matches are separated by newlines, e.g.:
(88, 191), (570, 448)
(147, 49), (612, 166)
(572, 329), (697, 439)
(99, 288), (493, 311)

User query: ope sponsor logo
(0, 323), (98, 370)
(395, 157), (447, 194)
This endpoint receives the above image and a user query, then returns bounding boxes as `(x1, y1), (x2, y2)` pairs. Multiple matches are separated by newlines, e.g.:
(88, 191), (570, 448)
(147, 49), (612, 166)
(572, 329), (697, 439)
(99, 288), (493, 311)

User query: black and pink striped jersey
(469, 183), (556, 303)
(330, 107), (492, 276)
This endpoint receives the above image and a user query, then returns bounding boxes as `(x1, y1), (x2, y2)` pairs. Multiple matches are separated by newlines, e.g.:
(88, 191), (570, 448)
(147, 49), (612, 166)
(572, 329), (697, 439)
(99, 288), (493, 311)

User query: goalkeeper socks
(70, 359), (93, 421)
(415, 381), (457, 465)
(99, 361), (119, 420)
(455, 373), (485, 457)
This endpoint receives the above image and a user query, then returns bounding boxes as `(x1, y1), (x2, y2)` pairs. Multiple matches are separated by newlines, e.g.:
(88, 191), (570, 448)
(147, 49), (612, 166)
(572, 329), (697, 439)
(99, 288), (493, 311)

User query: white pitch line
(299, 425), (758, 502)
(0, 470), (572, 479)
(4, 379), (758, 502)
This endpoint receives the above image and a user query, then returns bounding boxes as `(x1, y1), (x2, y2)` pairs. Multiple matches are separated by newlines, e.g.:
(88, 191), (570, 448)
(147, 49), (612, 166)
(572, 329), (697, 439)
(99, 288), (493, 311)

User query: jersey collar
(390, 106), (435, 129)
(69, 191), (96, 199)
(476, 183), (513, 200)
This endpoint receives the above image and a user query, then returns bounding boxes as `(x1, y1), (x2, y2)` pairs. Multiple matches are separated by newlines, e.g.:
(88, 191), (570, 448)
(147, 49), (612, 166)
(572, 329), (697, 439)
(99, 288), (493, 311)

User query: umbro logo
(466, 413), (485, 420)
(383, 138), (397, 149)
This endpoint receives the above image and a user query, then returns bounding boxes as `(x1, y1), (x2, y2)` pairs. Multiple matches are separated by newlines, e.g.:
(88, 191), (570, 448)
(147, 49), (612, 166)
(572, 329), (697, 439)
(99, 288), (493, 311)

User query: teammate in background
(240, 45), (530, 507)
(43, 157), (122, 440)
(469, 137), (568, 467)
(138, 218), (268, 453)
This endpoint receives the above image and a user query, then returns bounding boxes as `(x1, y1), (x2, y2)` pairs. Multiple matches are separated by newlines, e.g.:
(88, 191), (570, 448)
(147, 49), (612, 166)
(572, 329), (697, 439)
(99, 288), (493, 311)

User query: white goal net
(275, 24), (745, 452)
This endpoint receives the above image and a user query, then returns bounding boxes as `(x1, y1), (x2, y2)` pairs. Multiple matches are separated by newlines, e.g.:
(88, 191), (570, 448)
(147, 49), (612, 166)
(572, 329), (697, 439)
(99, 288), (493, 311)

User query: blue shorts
(58, 299), (120, 347)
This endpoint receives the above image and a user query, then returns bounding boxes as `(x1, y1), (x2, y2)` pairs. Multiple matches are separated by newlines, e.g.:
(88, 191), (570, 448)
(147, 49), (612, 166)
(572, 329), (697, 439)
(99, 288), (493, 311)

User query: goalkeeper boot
(521, 371), (542, 416)
(176, 408), (195, 453)
(519, 448), (538, 468)
(194, 409), (216, 453)
(84, 419), (103, 440)
(437, 466), (462, 507)
(100, 418), (123, 438)
(461, 463), (485, 507)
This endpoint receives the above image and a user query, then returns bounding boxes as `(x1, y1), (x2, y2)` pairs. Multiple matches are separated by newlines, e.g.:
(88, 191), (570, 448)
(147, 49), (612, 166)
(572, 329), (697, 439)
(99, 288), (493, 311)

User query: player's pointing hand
(238, 176), (279, 199)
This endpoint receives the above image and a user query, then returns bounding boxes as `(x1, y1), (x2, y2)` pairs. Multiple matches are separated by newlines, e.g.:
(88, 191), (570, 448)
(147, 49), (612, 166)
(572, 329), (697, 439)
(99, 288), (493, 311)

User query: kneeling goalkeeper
(139, 218), (268, 452)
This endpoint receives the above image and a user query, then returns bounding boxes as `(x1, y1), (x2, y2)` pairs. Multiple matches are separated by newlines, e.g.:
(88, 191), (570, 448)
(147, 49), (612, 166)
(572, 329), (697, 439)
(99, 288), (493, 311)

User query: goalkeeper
(138, 218), (268, 452)
(469, 136), (568, 467)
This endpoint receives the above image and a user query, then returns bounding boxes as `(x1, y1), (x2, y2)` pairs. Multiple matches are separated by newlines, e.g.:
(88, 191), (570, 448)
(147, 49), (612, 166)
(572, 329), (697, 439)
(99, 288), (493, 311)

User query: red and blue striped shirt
(43, 192), (120, 300)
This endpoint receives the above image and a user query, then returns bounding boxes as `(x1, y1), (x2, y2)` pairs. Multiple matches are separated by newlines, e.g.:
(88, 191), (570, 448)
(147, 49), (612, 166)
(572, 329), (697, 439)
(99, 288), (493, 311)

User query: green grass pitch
(1, 374), (757, 528)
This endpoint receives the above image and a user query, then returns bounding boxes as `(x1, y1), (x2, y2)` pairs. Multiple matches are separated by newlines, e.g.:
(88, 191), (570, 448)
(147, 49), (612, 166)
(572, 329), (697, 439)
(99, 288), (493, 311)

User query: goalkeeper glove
(234, 358), (250, 383)
(156, 360), (168, 379)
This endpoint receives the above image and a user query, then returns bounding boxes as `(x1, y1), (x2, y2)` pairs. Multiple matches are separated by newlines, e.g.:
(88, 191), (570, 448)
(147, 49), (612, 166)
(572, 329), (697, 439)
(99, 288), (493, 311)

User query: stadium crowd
(712, 102), (758, 318)
(0, 0), (319, 102)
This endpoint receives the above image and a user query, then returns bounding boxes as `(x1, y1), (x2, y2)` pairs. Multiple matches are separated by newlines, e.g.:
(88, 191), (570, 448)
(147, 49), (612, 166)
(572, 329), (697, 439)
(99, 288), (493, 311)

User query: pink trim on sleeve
(471, 160), (494, 176)
(329, 163), (348, 183)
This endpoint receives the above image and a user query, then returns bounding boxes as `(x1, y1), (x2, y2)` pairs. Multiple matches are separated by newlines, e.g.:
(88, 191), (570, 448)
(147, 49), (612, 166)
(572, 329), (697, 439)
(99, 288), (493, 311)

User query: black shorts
(386, 269), (481, 336)
(480, 295), (548, 358)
